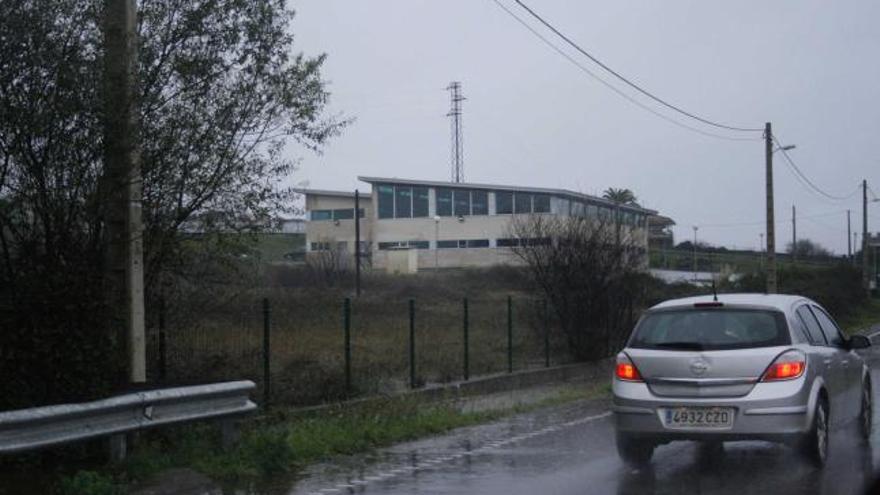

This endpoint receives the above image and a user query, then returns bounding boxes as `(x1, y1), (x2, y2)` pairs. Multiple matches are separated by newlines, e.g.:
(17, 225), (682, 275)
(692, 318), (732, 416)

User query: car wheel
(860, 378), (872, 441)
(800, 397), (829, 467)
(616, 433), (654, 467)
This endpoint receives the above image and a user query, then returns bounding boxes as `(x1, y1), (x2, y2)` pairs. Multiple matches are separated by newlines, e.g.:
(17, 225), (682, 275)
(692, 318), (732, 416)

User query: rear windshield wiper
(653, 342), (705, 350)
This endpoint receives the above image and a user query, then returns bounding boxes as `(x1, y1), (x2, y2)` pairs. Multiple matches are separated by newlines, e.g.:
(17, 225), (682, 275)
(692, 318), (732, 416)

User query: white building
(303, 177), (656, 272)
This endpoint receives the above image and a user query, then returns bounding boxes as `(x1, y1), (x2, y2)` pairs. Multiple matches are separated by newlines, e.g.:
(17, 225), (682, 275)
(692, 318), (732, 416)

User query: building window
(333, 208), (354, 220)
(514, 193), (532, 214)
(437, 239), (490, 249)
(413, 187), (429, 217)
(377, 185), (394, 219)
(395, 186), (412, 218)
(378, 240), (429, 250)
(496, 237), (549, 247)
(436, 188), (453, 216)
(453, 189), (470, 216)
(471, 191), (488, 215)
(310, 242), (331, 251)
(533, 194), (551, 213)
(311, 210), (332, 221)
(496, 191), (513, 214)
(496, 238), (519, 247)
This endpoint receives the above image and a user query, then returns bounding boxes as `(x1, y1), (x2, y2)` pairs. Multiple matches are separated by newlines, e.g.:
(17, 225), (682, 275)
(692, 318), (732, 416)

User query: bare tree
(306, 241), (352, 287)
(509, 214), (648, 360)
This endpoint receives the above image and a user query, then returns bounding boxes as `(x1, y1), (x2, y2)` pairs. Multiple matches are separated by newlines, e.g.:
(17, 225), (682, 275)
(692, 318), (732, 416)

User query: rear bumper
(612, 377), (814, 442)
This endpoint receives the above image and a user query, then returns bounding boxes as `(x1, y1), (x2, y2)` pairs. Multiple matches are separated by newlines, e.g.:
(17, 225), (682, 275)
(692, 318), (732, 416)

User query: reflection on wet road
(270, 345), (880, 495)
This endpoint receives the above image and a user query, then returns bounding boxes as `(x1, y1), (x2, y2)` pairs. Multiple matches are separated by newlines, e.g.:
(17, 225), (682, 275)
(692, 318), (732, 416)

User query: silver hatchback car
(612, 293), (872, 467)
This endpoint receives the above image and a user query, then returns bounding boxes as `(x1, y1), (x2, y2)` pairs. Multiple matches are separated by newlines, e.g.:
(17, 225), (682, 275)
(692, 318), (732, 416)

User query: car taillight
(761, 350), (806, 382)
(616, 354), (643, 382)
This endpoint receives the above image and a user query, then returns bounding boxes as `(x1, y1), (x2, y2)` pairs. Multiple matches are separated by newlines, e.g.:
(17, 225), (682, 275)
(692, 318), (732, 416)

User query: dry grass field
(151, 266), (574, 406)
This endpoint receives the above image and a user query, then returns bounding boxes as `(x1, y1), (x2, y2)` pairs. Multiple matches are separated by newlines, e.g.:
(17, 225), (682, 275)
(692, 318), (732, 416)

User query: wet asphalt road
(278, 341), (880, 495)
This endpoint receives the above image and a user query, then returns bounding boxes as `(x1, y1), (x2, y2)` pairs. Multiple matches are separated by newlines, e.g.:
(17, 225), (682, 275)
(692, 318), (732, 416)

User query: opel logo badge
(690, 359), (709, 376)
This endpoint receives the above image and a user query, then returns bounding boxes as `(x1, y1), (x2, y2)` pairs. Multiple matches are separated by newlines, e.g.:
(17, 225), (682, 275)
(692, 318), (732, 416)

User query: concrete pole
(791, 205), (796, 264)
(864, 180), (870, 291)
(765, 123), (777, 293)
(103, 0), (145, 384)
(848, 210), (852, 260)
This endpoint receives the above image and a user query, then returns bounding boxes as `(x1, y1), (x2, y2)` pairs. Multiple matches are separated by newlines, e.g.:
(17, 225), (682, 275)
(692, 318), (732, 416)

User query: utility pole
(104, 0), (145, 384)
(446, 82), (465, 183)
(765, 123), (777, 293)
(354, 189), (361, 297)
(847, 210), (852, 260)
(863, 179), (870, 291)
(791, 205), (796, 264)
(692, 226), (698, 282)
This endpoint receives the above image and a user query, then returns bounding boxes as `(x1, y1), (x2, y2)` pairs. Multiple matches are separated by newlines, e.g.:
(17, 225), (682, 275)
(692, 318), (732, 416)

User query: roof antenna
(712, 278), (718, 302)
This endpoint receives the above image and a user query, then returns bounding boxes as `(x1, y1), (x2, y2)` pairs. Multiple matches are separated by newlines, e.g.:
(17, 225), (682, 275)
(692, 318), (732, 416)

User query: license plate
(662, 407), (734, 429)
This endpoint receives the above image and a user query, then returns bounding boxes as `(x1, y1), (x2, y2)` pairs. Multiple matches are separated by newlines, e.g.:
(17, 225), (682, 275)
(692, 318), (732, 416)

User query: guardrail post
(344, 297), (352, 395)
(409, 299), (416, 389)
(220, 419), (240, 452)
(108, 434), (127, 462)
(463, 297), (469, 381)
(543, 298), (550, 368)
(507, 295), (513, 374)
(158, 295), (167, 383)
(262, 298), (271, 411)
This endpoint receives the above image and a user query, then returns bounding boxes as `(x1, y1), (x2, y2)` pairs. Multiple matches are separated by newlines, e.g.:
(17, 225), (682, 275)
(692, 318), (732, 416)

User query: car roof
(650, 293), (815, 313)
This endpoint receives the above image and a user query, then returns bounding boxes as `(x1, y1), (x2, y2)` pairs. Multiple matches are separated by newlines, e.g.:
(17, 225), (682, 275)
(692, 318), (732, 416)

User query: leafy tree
(0, 0), (344, 408)
(602, 187), (639, 206)
(786, 239), (833, 259)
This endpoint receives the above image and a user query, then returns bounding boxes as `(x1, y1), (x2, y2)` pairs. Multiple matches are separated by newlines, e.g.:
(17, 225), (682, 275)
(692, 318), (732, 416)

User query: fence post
(262, 297), (271, 411)
(543, 298), (550, 368)
(507, 295), (513, 373)
(158, 295), (167, 382)
(344, 297), (352, 395)
(409, 299), (416, 389)
(463, 297), (469, 381)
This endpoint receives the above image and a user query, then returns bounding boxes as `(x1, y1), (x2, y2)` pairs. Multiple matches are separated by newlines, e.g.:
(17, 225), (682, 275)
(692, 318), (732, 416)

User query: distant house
(302, 177), (657, 272)
(648, 214), (676, 251)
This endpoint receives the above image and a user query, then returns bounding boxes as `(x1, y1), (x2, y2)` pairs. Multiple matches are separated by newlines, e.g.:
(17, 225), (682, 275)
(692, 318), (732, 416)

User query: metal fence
(146, 295), (573, 408)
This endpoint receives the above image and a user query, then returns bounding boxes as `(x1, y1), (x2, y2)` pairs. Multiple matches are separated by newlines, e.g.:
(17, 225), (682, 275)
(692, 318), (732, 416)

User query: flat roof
(297, 188), (371, 199)
(358, 176), (656, 215)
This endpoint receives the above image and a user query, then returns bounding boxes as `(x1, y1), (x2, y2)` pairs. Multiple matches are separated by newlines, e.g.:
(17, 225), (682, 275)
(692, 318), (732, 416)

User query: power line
(490, 0), (761, 142)
(508, 0), (764, 133)
(771, 135), (861, 201)
(695, 208), (848, 229)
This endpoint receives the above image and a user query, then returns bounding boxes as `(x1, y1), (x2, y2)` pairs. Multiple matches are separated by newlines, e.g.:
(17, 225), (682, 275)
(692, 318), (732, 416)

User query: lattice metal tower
(446, 82), (465, 183)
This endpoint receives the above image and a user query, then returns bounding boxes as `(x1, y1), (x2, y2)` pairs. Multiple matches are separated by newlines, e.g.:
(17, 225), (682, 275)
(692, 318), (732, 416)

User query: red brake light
(615, 358), (643, 382)
(761, 351), (806, 381)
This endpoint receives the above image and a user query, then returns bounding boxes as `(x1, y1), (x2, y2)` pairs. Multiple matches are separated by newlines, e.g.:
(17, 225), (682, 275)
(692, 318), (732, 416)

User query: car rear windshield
(629, 308), (790, 351)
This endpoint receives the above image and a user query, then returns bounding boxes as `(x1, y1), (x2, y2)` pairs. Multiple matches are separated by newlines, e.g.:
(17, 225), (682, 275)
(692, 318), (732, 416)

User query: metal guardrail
(0, 380), (257, 458)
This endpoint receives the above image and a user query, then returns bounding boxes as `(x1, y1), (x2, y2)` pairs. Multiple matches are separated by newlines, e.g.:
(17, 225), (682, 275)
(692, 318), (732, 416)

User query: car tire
(800, 397), (829, 467)
(860, 378), (872, 442)
(616, 433), (654, 467)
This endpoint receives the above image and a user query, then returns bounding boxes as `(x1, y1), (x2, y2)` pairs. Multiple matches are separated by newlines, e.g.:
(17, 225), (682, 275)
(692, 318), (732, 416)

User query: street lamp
(692, 226), (699, 282)
(774, 144), (796, 154)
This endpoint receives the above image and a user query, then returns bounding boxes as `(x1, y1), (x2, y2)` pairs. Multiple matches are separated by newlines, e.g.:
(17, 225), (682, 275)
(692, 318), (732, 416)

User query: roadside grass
(841, 296), (880, 335)
(55, 382), (608, 494)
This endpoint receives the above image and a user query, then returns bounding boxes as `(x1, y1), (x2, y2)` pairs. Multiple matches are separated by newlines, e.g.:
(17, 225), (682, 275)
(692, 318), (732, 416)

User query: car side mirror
(847, 334), (871, 350)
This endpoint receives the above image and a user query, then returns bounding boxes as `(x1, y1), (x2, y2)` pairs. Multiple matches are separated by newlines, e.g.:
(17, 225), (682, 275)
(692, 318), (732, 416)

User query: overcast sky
(289, 0), (879, 254)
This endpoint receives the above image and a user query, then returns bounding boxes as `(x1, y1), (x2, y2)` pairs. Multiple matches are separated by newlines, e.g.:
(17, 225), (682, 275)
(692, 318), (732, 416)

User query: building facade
(304, 177), (656, 272)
